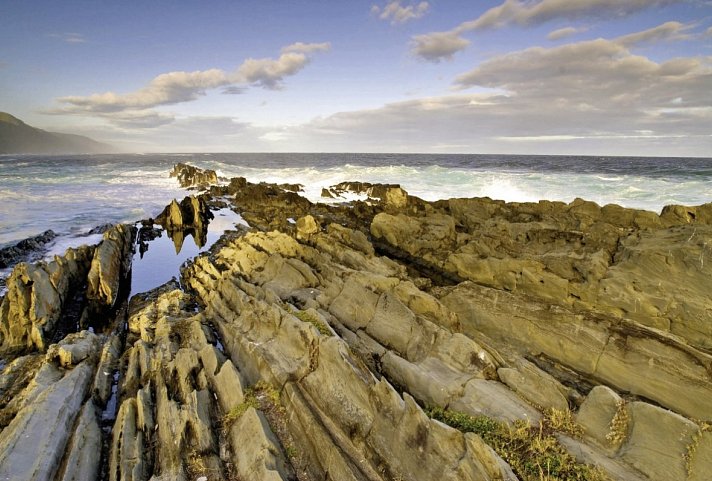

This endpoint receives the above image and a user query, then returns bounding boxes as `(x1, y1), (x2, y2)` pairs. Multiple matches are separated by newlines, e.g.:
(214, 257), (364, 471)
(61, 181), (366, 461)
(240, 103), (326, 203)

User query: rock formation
(0, 229), (57, 269)
(170, 162), (219, 189)
(0, 165), (710, 481)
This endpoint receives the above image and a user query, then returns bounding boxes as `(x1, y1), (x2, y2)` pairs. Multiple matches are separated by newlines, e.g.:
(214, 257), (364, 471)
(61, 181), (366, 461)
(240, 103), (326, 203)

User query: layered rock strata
(0, 166), (710, 481)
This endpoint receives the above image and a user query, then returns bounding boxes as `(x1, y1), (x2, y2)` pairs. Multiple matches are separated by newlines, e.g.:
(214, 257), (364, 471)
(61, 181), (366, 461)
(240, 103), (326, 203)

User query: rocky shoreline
(0, 163), (710, 481)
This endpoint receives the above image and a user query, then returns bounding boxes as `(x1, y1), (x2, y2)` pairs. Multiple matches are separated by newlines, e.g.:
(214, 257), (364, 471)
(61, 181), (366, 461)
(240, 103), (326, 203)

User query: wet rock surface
(0, 229), (58, 269)
(1, 163), (711, 481)
(170, 162), (218, 189)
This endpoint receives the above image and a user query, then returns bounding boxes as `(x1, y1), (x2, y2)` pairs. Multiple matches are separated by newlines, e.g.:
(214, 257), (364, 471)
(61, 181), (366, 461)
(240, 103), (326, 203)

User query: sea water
(1, 152), (710, 249)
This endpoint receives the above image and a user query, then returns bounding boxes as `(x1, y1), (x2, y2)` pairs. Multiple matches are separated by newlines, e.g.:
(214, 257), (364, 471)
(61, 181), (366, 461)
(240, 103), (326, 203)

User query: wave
(1, 154), (711, 247)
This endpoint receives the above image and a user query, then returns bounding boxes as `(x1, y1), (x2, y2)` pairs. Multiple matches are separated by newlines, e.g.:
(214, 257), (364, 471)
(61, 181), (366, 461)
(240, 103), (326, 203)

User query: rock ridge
(0, 163), (710, 481)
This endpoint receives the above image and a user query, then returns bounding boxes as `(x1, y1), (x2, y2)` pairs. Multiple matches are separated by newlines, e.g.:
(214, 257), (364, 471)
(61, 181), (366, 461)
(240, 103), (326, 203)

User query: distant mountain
(0, 112), (113, 154)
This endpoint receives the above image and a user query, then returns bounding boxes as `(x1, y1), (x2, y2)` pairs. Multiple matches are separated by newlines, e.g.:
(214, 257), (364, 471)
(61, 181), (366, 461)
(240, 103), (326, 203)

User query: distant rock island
(0, 112), (112, 154)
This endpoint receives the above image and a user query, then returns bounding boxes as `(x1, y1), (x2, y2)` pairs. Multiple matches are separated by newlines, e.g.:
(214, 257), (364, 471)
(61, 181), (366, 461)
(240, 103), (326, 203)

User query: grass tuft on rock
(426, 405), (610, 481)
(287, 306), (331, 336)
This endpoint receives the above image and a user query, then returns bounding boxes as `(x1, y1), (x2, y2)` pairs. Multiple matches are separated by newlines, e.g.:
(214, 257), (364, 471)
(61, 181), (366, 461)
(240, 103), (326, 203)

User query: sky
(1, 0), (711, 155)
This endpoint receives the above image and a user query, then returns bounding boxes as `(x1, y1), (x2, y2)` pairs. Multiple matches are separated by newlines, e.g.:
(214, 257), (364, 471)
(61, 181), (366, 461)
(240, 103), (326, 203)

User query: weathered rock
(620, 402), (699, 481)
(575, 385), (624, 451)
(0, 244), (93, 352)
(0, 229), (57, 269)
(86, 223), (135, 314)
(170, 162), (218, 188)
(229, 407), (290, 481)
(156, 195), (213, 251)
(4, 168), (712, 481)
(59, 401), (102, 481)
(0, 359), (95, 480)
(46, 330), (100, 368)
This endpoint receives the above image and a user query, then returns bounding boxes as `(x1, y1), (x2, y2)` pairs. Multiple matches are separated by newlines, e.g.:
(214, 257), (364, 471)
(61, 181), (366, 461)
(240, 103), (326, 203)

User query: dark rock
(169, 163), (218, 189)
(0, 230), (57, 269)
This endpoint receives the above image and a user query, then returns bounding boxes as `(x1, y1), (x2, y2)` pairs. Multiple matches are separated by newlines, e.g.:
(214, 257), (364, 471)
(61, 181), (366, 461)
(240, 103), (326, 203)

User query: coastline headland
(0, 164), (710, 481)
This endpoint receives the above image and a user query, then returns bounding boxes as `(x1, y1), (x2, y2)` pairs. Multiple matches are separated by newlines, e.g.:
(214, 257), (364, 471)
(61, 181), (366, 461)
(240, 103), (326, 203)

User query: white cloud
(616, 21), (693, 46)
(411, 0), (681, 61)
(47, 42), (329, 125)
(281, 42), (331, 54)
(460, 0), (679, 31)
(57, 69), (230, 113)
(372, 1), (429, 25)
(547, 26), (586, 41)
(284, 24), (712, 155)
(48, 32), (86, 44)
(234, 43), (330, 89)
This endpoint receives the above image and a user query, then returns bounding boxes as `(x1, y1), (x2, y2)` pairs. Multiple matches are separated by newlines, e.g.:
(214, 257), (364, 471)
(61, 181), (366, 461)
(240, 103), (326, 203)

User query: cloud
(372, 1), (429, 25)
(56, 69), (230, 113)
(411, 31), (470, 62)
(281, 42), (331, 54)
(547, 26), (587, 41)
(47, 42), (329, 126)
(285, 24), (711, 155)
(459, 0), (679, 31)
(616, 21), (693, 46)
(411, 0), (681, 61)
(48, 32), (86, 44)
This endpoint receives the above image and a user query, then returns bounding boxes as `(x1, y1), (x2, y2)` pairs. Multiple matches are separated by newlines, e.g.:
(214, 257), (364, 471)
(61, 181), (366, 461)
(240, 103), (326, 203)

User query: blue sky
(1, 0), (711, 155)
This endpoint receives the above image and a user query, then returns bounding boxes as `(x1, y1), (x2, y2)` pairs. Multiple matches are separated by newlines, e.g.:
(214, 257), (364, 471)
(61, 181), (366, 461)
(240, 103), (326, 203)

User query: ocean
(1, 152), (711, 251)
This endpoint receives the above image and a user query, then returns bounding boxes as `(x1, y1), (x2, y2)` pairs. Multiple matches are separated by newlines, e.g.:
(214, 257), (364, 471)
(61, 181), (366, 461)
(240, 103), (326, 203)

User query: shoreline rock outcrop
(170, 162), (218, 189)
(0, 163), (710, 481)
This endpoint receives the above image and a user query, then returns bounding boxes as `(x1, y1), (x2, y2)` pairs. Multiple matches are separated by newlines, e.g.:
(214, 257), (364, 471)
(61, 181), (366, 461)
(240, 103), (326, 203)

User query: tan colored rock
(0, 244), (92, 351)
(295, 214), (319, 240)
(449, 379), (541, 424)
(229, 407), (290, 481)
(46, 330), (100, 368)
(0, 361), (95, 481)
(497, 360), (569, 412)
(59, 401), (102, 481)
(86, 223), (134, 311)
(620, 402), (699, 481)
(575, 385), (624, 451)
(443, 282), (712, 421)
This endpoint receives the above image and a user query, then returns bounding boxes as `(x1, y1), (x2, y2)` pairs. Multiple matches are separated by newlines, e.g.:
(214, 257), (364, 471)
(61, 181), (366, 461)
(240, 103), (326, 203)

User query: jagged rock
(86, 223), (135, 315)
(296, 214), (320, 240)
(4, 168), (712, 481)
(156, 195), (213, 251)
(0, 244), (93, 352)
(0, 358), (95, 480)
(230, 407), (290, 481)
(59, 402), (102, 481)
(0, 229), (57, 269)
(46, 330), (100, 368)
(169, 162), (218, 188)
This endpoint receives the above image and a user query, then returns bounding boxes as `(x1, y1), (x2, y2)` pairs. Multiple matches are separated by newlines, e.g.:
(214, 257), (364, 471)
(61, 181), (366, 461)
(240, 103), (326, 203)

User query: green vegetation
(605, 400), (629, 449)
(286, 306), (332, 336)
(222, 394), (258, 428)
(426, 406), (610, 481)
(685, 422), (711, 478)
(222, 380), (284, 429)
